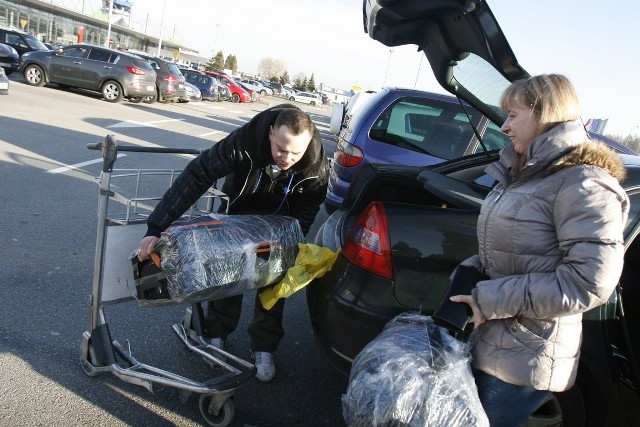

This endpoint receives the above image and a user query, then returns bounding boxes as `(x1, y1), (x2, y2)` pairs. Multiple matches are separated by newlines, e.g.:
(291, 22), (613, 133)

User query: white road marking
(46, 154), (127, 174)
(198, 130), (222, 137)
(107, 119), (185, 128)
(228, 110), (243, 114)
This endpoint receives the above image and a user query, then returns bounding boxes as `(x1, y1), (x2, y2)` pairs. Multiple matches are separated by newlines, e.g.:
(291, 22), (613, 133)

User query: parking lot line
(46, 154), (126, 174)
(107, 119), (185, 128)
(198, 130), (222, 137)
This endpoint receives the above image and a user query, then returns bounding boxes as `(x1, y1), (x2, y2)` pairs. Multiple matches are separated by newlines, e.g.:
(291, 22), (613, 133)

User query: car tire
(143, 92), (157, 104)
(289, 96), (295, 101)
(101, 80), (123, 103)
(128, 96), (143, 103)
(311, 101), (316, 106)
(231, 93), (240, 103)
(23, 64), (46, 87)
(260, 90), (267, 96)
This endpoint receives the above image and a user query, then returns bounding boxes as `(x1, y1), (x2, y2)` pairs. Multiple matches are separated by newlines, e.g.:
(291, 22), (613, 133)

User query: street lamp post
(156, 0), (167, 57)
(382, 48), (394, 88)
(213, 23), (221, 55)
(104, 0), (113, 48)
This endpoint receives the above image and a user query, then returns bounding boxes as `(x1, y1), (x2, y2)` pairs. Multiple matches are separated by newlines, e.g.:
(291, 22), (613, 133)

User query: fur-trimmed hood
(554, 140), (626, 182)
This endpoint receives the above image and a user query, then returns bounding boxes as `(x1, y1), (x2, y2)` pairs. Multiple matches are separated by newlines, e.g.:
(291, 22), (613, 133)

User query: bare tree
(257, 57), (287, 79)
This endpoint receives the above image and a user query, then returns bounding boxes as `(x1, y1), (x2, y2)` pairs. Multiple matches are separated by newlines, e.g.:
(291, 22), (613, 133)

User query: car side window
(370, 97), (486, 160)
(87, 49), (112, 62)
(64, 46), (88, 58)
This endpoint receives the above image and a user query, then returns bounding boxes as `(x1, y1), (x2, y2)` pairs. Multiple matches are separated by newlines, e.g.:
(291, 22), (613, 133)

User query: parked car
(331, 90), (377, 132)
(44, 41), (65, 51)
(0, 42), (19, 75)
(288, 91), (321, 105)
(307, 1), (640, 426)
(0, 28), (48, 57)
(179, 81), (201, 102)
(217, 83), (231, 102)
(206, 70), (251, 103)
(127, 51), (186, 103)
(236, 81), (259, 102)
(237, 78), (273, 96)
(19, 44), (156, 102)
(180, 69), (219, 101)
(0, 65), (9, 95)
(261, 80), (283, 95)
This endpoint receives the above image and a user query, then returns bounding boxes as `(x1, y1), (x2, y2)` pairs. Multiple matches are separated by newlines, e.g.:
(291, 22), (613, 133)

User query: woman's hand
(449, 294), (487, 326)
(138, 236), (159, 261)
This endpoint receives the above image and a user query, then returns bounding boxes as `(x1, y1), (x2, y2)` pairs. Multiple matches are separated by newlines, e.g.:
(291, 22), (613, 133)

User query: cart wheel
(80, 343), (101, 377)
(199, 395), (234, 427)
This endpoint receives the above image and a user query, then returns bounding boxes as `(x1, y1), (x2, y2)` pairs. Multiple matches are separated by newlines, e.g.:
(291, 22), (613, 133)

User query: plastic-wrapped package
(342, 313), (488, 427)
(136, 214), (304, 306)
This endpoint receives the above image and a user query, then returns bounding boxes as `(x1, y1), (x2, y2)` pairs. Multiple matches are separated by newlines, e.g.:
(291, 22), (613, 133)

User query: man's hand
(138, 236), (159, 261)
(449, 294), (487, 326)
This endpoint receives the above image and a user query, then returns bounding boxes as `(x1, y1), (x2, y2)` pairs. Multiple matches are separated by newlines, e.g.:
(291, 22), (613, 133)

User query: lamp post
(104, 0), (113, 48)
(156, 0), (167, 57)
(382, 48), (394, 88)
(213, 23), (221, 55)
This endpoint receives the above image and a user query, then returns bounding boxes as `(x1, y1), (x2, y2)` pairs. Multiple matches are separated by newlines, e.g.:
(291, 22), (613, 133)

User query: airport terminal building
(0, 0), (204, 64)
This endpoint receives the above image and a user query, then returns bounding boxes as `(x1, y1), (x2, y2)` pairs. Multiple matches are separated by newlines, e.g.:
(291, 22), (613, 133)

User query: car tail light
(334, 138), (363, 168)
(342, 202), (393, 280)
(126, 66), (146, 75)
(164, 75), (179, 82)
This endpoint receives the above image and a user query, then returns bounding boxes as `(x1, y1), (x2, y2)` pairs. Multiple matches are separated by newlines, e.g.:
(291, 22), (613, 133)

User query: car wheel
(128, 96), (143, 103)
(289, 96), (295, 101)
(23, 64), (46, 87)
(143, 92), (157, 104)
(101, 80), (123, 103)
(231, 93), (240, 103)
(260, 90), (266, 96)
(310, 101), (316, 106)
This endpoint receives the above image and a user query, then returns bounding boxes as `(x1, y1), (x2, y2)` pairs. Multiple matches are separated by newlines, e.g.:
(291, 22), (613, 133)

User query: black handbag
(432, 265), (489, 335)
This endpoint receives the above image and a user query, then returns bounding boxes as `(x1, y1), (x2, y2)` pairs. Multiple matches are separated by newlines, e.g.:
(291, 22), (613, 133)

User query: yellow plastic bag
(259, 243), (340, 310)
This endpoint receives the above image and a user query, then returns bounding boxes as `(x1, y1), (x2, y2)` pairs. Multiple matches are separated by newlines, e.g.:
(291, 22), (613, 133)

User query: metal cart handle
(87, 134), (206, 173)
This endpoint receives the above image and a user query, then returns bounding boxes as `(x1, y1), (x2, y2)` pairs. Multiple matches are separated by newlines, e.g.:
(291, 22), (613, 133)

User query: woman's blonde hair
(500, 74), (580, 134)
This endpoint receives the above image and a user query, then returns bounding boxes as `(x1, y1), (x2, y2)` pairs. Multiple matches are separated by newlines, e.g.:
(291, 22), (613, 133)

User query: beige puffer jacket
(469, 120), (629, 392)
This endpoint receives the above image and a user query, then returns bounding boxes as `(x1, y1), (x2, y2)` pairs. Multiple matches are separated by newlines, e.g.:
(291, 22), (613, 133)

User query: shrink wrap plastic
(342, 313), (488, 427)
(137, 214), (304, 306)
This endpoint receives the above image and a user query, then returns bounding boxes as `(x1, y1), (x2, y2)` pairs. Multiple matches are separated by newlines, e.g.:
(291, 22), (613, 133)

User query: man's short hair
(274, 108), (314, 136)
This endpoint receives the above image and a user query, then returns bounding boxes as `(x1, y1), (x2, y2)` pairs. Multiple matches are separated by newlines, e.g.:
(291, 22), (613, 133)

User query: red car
(205, 71), (250, 103)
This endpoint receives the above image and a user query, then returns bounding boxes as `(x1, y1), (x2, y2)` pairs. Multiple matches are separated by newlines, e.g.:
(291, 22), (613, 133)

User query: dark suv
(0, 28), (48, 57)
(126, 50), (187, 103)
(20, 44), (157, 102)
(180, 69), (219, 101)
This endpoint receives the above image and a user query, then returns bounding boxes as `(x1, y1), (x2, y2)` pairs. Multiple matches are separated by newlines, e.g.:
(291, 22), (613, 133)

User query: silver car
(19, 44), (156, 102)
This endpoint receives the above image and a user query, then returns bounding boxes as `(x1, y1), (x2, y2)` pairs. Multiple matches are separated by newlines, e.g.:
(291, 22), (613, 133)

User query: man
(138, 104), (329, 381)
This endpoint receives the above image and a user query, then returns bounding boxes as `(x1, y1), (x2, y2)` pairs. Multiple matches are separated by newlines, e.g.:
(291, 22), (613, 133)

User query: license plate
(147, 86), (154, 91)
(0, 82), (8, 89)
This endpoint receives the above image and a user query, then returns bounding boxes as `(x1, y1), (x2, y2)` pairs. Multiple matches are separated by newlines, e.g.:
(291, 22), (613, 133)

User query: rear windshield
(166, 62), (182, 75)
(368, 96), (509, 159)
(131, 57), (154, 71)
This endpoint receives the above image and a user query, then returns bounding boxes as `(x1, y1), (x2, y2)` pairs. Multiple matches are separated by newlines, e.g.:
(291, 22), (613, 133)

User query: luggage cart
(80, 135), (256, 427)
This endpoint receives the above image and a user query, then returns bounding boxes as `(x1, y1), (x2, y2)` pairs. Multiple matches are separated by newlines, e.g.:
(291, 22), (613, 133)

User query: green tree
(205, 50), (225, 72)
(225, 54), (238, 74)
(279, 71), (290, 85)
(308, 73), (316, 92)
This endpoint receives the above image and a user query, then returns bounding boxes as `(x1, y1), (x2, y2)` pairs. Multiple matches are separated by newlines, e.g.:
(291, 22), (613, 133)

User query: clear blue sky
(62, 0), (639, 137)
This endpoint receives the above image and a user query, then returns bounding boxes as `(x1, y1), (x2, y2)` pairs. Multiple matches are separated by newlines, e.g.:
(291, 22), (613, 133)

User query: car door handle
(74, 61), (82, 64)
(103, 66), (112, 69)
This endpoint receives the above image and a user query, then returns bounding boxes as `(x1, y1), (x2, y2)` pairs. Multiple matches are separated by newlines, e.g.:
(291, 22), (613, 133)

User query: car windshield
(166, 62), (182, 75)
(24, 34), (48, 50)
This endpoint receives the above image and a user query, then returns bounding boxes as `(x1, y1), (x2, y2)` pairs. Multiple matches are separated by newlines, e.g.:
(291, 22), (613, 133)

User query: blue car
(180, 69), (219, 102)
(325, 87), (635, 210)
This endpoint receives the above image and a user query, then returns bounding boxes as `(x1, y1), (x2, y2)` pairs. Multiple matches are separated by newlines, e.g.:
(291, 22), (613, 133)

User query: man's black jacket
(146, 104), (329, 237)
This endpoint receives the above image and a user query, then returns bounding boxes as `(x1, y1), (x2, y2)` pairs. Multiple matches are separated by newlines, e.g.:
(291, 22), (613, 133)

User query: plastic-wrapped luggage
(342, 312), (488, 427)
(134, 214), (304, 306)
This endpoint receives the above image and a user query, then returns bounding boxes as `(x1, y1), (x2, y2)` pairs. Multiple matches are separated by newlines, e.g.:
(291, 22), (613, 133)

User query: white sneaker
(253, 351), (275, 382)
(209, 338), (224, 350)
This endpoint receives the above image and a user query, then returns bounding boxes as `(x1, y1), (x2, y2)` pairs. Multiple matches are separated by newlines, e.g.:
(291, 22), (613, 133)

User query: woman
(451, 74), (629, 426)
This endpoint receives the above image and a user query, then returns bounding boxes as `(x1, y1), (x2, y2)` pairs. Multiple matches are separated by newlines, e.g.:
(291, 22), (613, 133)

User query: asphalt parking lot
(0, 75), (347, 427)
